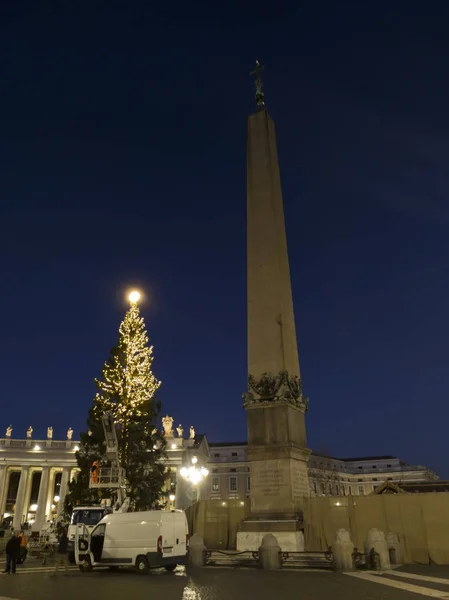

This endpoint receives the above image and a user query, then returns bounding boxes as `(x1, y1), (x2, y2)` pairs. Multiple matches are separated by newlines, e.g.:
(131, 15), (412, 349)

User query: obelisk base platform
(237, 518), (305, 552)
(236, 442), (310, 551)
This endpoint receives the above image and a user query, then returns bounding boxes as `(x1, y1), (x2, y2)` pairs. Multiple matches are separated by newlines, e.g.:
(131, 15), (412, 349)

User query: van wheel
(136, 556), (149, 574)
(164, 564), (176, 572)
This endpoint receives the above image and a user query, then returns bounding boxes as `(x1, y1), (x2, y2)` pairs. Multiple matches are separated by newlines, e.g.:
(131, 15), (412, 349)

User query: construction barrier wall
(303, 494), (449, 564)
(185, 499), (250, 550)
(187, 494), (449, 563)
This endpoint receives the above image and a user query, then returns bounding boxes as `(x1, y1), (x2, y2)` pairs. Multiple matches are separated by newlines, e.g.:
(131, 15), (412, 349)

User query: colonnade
(0, 464), (76, 531)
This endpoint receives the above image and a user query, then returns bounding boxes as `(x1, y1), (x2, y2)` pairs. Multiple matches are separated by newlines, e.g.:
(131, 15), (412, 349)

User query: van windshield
(70, 509), (106, 526)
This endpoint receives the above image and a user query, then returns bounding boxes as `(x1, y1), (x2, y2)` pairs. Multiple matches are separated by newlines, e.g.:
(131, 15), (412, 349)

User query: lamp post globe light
(179, 456), (209, 485)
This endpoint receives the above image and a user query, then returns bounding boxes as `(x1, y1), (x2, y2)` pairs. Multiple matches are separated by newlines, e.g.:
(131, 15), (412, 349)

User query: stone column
(12, 467), (29, 531)
(0, 465), (7, 515)
(22, 469), (35, 520)
(258, 534), (282, 570)
(46, 469), (56, 519)
(364, 528), (390, 571)
(333, 529), (355, 572)
(33, 466), (50, 531)
(57, 467), (71, 519)
(188, 534), (207, 568)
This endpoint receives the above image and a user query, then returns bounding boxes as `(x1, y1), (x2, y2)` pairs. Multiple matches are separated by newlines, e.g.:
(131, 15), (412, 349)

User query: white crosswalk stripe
(346, 571), (449, 598)
(386, 572), (449, 586)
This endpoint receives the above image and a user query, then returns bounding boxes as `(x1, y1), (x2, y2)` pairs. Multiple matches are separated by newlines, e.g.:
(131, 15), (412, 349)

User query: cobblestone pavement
(2, 561), (449, 600)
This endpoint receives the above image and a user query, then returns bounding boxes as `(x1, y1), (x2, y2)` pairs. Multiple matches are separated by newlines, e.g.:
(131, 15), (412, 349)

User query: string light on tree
(93, 290), (161, 425)
(64, 287), (168, 514)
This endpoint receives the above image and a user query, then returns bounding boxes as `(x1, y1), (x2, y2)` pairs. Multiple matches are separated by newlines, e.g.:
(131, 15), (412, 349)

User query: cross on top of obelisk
(250, 60), (265, 109)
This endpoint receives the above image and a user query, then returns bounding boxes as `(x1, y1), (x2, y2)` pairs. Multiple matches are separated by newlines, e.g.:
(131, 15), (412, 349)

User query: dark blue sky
(1, 1), (448, 475)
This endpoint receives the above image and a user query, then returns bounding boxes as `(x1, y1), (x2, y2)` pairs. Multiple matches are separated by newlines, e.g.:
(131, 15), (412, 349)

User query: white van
(75, 510), (189, 574)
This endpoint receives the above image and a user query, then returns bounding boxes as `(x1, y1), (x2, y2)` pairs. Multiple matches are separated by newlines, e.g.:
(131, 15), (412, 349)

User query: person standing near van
(17, 530), (27, 564)
(52, 529), (69, 576)
(3, 533), (20, 574)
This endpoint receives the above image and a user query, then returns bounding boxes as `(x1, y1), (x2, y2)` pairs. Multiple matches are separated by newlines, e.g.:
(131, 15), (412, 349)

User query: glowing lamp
(179, 456), (209, 486)
(128, 290), (141, 304)
(169, 494), (176, 502)
(54, 495), (60, 502)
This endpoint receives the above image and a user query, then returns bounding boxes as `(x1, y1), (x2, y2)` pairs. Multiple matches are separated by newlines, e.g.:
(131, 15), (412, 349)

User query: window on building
(212, 468), (218, 473)
(387, 477), (393, 481)
(373, 485), (378, 491)
(358, 466), (363, 469)
(320, 483), (326, 495)
(230, 468), (236, 473)
(348, 486), (352, 495)
(342, 486), (346, 496)
(213, 453), (220, 458)
(372, 478), (378, 481)
(246, 476), (250, 492)
(229, 476), (237, 492)
(231, 452), (238, 457)
(313, 480), (317, 493)
(358, 486), (365, 496)
(387, 464), (391, 468)
(358, 478), (363, 482)
(372, 465), (377, 469)
(212, 477), (219, 492)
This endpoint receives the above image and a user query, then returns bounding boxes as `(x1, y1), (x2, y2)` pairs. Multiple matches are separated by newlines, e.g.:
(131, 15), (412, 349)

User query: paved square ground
(2, 560), (449, 600)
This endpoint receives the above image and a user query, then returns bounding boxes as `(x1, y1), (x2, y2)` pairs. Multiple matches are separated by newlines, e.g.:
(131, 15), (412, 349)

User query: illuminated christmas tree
(64, 291), (168, 515)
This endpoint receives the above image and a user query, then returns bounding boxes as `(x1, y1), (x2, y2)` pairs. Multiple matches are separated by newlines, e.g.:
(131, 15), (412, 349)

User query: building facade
(207, 443), (438, 500)
(0, 431), (211, 531)
(0, 431), (437, 530)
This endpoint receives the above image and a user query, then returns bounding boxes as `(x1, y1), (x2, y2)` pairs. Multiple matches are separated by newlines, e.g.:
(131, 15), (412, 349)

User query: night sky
(1, 2), (448, 476)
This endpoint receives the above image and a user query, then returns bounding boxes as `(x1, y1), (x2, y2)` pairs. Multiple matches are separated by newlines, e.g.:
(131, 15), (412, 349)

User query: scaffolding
(88, 413), (126, 506)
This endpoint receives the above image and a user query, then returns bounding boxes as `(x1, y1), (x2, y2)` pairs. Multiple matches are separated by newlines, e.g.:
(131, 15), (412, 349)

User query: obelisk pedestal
(237, 66), (310, 552)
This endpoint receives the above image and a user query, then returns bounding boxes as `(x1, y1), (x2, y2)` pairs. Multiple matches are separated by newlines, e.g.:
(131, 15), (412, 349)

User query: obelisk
(237, 63), (310, 552)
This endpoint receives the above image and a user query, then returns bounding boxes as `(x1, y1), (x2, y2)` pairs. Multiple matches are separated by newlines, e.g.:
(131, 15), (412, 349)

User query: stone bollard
(258, 534), (282, 570)
(188, 533), (207, 568)
(386, 532), (404, 565)
(364, 528), (390, 571)
(333, 528), (355, 572)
